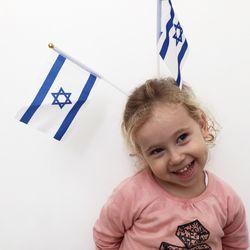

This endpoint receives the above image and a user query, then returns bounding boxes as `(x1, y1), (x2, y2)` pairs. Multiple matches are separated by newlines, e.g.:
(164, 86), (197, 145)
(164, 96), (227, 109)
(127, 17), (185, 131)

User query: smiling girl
(93, 78), (249, 250)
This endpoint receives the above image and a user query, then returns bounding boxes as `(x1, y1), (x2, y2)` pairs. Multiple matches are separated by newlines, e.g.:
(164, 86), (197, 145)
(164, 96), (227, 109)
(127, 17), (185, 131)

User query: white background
(1, 0), (250, 249)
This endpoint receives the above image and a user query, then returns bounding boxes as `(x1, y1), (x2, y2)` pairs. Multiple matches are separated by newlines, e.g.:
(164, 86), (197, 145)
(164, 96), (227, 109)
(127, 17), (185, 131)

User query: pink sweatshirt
(93, 168), (249, 249)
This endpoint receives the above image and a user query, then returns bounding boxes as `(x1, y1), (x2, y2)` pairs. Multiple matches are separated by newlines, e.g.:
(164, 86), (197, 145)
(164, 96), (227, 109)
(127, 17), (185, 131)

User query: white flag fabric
(16, 52), (99, 141)
(158, 0), (188, 87)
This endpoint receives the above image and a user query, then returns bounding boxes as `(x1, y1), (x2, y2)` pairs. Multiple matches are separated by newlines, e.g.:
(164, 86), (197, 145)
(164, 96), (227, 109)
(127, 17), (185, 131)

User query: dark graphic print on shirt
(159, 219), (211, 250)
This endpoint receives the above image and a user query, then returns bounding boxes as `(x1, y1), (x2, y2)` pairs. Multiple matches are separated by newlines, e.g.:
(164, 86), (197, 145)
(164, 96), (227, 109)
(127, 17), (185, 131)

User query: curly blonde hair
(122, 77), (218, 156)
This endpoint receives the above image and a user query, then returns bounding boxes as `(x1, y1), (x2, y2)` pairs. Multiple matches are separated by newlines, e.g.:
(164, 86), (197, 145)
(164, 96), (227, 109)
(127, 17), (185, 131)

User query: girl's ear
(199, 112), (209, 138)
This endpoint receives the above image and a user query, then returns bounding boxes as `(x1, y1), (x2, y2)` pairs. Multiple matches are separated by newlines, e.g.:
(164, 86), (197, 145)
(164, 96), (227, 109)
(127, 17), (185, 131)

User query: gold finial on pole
(47, 43), (127, 96)
(48, 43), (54, 49)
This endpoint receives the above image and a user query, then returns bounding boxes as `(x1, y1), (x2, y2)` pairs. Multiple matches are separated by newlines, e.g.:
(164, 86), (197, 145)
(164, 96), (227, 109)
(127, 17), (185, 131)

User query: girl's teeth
(176, 162), (192, 173)
(179, 167), (188, 173)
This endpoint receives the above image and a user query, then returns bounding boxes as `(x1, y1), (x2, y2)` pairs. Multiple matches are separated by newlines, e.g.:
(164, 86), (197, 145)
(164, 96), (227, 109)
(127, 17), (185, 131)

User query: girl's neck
(153, 171), (207, 199)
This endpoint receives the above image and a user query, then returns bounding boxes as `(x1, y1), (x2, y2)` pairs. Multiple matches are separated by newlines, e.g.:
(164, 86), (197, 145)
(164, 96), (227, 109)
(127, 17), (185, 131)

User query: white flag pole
(156, 0), (162, 78)
(48, 43), (127, 96)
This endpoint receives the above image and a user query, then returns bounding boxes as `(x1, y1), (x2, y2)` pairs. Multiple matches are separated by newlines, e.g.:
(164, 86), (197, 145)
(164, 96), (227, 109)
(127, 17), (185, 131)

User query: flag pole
(156, 0), (162, 78)
(48, 43), (127, 96)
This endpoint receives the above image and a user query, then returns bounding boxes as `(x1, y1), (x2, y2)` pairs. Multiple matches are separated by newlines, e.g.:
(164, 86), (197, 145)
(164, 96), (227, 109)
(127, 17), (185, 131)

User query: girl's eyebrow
(173, 127), (190, 136)
(143, 127), (190, 153)
(139, 139), (162, 154)
(144, 144), (160, 154)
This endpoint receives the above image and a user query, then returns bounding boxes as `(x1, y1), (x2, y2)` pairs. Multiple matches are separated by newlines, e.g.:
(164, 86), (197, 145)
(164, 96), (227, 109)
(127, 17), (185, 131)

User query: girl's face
(135, 103), (208, 198)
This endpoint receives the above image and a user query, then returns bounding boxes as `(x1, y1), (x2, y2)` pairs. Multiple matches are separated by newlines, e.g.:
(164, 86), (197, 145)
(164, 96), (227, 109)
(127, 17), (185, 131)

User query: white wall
(1, 0), (249, 249)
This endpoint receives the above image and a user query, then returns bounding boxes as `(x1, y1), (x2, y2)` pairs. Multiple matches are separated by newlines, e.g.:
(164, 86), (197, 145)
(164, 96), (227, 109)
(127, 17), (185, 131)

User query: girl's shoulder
(109, 168), (160, 203)
(206, 170), (244, 205)
(113, 168), (153, 192)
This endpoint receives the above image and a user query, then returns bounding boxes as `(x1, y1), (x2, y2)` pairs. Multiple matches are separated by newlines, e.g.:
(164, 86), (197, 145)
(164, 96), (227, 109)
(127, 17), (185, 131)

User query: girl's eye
(177, 133), (188, 144)
(150, 148), (164, 156)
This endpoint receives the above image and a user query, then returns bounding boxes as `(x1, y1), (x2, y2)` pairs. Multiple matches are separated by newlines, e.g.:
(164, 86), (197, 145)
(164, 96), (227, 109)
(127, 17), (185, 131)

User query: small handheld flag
(158, 0), (188, 87)
(16, 44), (101, 141)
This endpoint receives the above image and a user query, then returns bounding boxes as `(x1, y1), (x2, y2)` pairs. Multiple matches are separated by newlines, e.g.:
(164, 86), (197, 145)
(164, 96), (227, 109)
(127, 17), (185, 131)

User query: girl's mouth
(173, 160), (195, 178)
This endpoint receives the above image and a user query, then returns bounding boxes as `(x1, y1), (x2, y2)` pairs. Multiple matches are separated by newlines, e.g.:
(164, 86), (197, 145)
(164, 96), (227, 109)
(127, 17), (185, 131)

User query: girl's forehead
(151, 103), (184, 120)
(152, 101), (181, 109)
(135, 104), (202, 149)
(138, 104), (192, 136)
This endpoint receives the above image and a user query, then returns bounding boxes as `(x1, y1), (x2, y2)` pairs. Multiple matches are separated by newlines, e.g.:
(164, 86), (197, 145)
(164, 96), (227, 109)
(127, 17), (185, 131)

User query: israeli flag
(16, 53), (98, 141)
(158, 0), (188, 87)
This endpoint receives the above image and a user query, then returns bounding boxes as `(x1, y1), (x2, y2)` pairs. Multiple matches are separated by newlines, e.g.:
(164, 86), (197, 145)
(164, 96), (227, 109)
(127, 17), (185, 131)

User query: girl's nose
(169, 150), (184, 166)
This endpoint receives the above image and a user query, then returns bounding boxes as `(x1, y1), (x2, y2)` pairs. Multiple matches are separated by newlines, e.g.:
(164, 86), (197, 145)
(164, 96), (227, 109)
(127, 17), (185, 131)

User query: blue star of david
(173, 22), (183, 46)
(51, 87), (72, 109)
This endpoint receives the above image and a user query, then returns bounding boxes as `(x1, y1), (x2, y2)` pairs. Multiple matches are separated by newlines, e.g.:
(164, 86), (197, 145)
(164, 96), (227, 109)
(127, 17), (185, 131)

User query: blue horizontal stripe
(176, 39), (188, 86)
(159, 0), (175, 59)
(54, 74), (97, 141)
(20, 54), (66, 124)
